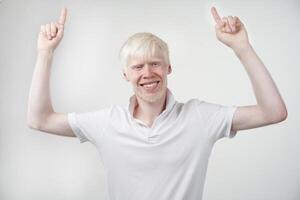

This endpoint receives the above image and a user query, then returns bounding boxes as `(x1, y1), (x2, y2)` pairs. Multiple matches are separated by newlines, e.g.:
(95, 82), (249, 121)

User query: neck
(133, 91), (167, 127)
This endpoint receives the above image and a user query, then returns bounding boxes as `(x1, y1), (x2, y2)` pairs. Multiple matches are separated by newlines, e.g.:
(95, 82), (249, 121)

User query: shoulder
(174, 98), (205, 117)
(182, 98), (213, 111)
(182, 98), (233, 119)
(186, 98), (228, 110)
(76, 104), (130, 122)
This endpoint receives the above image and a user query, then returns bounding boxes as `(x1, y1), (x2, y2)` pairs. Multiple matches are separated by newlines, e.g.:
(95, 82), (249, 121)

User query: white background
(0, 0), (299, 199)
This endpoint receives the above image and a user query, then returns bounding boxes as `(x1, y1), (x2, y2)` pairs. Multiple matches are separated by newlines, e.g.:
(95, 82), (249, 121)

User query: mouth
(139, 81), (160, 91)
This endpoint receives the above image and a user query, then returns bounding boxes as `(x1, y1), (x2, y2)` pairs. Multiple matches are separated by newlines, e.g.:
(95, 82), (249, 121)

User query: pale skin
(123, 55), (172, 127)
(210, 7), (287, 131)
(27, 8), (74, 136)
(27, 7), (287, 137)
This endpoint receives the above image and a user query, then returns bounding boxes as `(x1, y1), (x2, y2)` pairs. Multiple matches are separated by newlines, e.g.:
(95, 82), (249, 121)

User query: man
(27, 7), (287, 200)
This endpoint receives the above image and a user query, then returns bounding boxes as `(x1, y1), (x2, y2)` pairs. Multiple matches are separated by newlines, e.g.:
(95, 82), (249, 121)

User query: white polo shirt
(68, 89), (237, 200)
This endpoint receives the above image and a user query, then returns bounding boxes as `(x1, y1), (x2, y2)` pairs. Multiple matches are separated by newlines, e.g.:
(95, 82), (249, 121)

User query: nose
(142, 64), (153, 78)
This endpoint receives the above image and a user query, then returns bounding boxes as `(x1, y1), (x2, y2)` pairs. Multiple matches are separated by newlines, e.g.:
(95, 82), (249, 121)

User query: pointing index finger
(211, 6), (222, 24)
(58, 7), (67, 25)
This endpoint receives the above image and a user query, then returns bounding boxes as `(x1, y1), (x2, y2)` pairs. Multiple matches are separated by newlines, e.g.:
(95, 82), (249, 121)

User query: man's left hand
(211, 7), (250, 53)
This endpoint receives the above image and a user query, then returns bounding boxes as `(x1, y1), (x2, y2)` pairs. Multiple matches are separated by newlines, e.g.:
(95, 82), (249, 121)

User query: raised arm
(210, 7), (287, 132)
(27, 8), (75, 137)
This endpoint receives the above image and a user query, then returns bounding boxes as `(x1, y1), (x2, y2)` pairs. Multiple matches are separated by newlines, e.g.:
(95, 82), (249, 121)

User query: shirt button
(148, 134), (160, 143)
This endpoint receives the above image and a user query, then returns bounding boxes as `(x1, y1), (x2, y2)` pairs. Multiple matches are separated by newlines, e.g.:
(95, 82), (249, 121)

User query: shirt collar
(128, 88), (176, 118)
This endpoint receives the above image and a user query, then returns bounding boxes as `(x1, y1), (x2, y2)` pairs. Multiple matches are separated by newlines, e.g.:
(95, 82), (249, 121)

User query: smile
(139, 81), (160, 90)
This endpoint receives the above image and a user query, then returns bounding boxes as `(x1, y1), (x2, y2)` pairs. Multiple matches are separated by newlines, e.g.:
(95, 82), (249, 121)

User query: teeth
(142, 81), (158, 89)
(145, 82), (156, 88)
(141, 81), (158, 86)
(145, 82), (155, 86)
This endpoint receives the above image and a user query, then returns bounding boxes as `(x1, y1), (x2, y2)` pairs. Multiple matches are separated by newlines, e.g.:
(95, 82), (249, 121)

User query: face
(123, 54), (172, 103)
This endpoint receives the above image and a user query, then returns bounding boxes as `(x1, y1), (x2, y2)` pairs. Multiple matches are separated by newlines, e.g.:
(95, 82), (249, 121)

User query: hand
(37, 8), (67, 52)
(211, 7), (250, 53)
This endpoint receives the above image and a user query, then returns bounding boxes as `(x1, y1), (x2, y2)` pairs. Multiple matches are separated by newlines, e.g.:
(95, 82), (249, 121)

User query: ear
(123, 70), (129, 81)
(167, 65), (172, 74)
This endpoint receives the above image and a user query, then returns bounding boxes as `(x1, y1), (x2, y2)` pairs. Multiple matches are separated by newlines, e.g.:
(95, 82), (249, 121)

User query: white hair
(119, 32), (170, 72)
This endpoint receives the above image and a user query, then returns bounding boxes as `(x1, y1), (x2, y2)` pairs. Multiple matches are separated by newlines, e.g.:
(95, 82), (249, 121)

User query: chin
(135, 86), (166, 103)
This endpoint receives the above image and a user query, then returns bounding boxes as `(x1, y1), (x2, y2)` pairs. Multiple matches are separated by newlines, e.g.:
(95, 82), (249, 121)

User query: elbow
(27, 112), (43, 130)
(27, 111), (52, 131)
(271, 107), (288, 123)
(279, 108), (288, 122)
(27, 119), (42, 130)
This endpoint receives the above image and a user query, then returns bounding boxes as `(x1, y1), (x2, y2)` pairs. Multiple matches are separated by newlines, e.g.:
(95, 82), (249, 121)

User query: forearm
(234, 44), (287, 119)
(27, 50), (55, 127)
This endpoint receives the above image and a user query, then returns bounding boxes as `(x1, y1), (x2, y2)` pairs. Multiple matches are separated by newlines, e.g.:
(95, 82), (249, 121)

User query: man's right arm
(27, 8), (75, 138)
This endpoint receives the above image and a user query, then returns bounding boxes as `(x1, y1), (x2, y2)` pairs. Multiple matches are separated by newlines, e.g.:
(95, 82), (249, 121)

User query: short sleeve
(195, 100), (238, 142)
(67, 108), (110, 144)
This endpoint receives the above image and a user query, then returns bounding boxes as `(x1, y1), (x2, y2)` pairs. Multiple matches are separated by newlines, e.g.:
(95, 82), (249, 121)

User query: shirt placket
(133, 118), (162, 143)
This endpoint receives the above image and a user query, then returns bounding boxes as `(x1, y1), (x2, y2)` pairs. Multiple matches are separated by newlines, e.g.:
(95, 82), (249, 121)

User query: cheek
(157, 70), (168, 79)
(153, 68), (166, 76)
(130, 75), (141, 85)
(126, 71), (140, 82)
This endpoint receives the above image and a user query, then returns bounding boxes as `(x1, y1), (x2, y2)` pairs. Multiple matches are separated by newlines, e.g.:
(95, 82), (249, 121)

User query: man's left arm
(211, 7), (288, 132)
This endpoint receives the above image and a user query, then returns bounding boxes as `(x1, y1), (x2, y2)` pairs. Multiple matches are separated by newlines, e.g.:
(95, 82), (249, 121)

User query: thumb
(56, 23), (64, 38)
(215, 20), (225, 33)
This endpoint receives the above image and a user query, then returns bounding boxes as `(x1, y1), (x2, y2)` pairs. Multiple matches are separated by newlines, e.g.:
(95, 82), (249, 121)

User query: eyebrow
(135, 59), (162, 65)
(130, 64), (143, 68)
(129, 58), (163, 68)
(149, 60), (161, 63)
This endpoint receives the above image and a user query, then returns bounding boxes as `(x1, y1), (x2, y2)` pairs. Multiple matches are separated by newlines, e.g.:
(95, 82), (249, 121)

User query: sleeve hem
(67, 112), (88, 143)
(226, 106), (238, 139)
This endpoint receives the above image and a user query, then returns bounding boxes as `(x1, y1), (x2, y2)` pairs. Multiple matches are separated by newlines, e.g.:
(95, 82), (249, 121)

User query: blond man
(27, 7), (287, 200)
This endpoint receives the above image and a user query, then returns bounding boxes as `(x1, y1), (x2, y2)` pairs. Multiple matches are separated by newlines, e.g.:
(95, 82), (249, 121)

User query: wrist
(37, 49), (54, 57)
(232, 42), (252, 56)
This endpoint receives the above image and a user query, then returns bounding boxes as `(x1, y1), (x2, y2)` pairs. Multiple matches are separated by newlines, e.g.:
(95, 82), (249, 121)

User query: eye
(132, 65), (143, 71)
(151, 62), (160, 67)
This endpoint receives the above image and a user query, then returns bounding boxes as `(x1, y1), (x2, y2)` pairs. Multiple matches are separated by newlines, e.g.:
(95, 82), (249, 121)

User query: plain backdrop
(0, 0), (299, 199)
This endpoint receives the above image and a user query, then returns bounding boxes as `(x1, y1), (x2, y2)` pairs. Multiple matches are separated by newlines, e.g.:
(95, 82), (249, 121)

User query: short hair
(119, 32), (170, 72)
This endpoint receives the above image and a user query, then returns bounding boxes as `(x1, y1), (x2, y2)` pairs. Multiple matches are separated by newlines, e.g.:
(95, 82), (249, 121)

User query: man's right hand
(37, 8), (67, 52)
